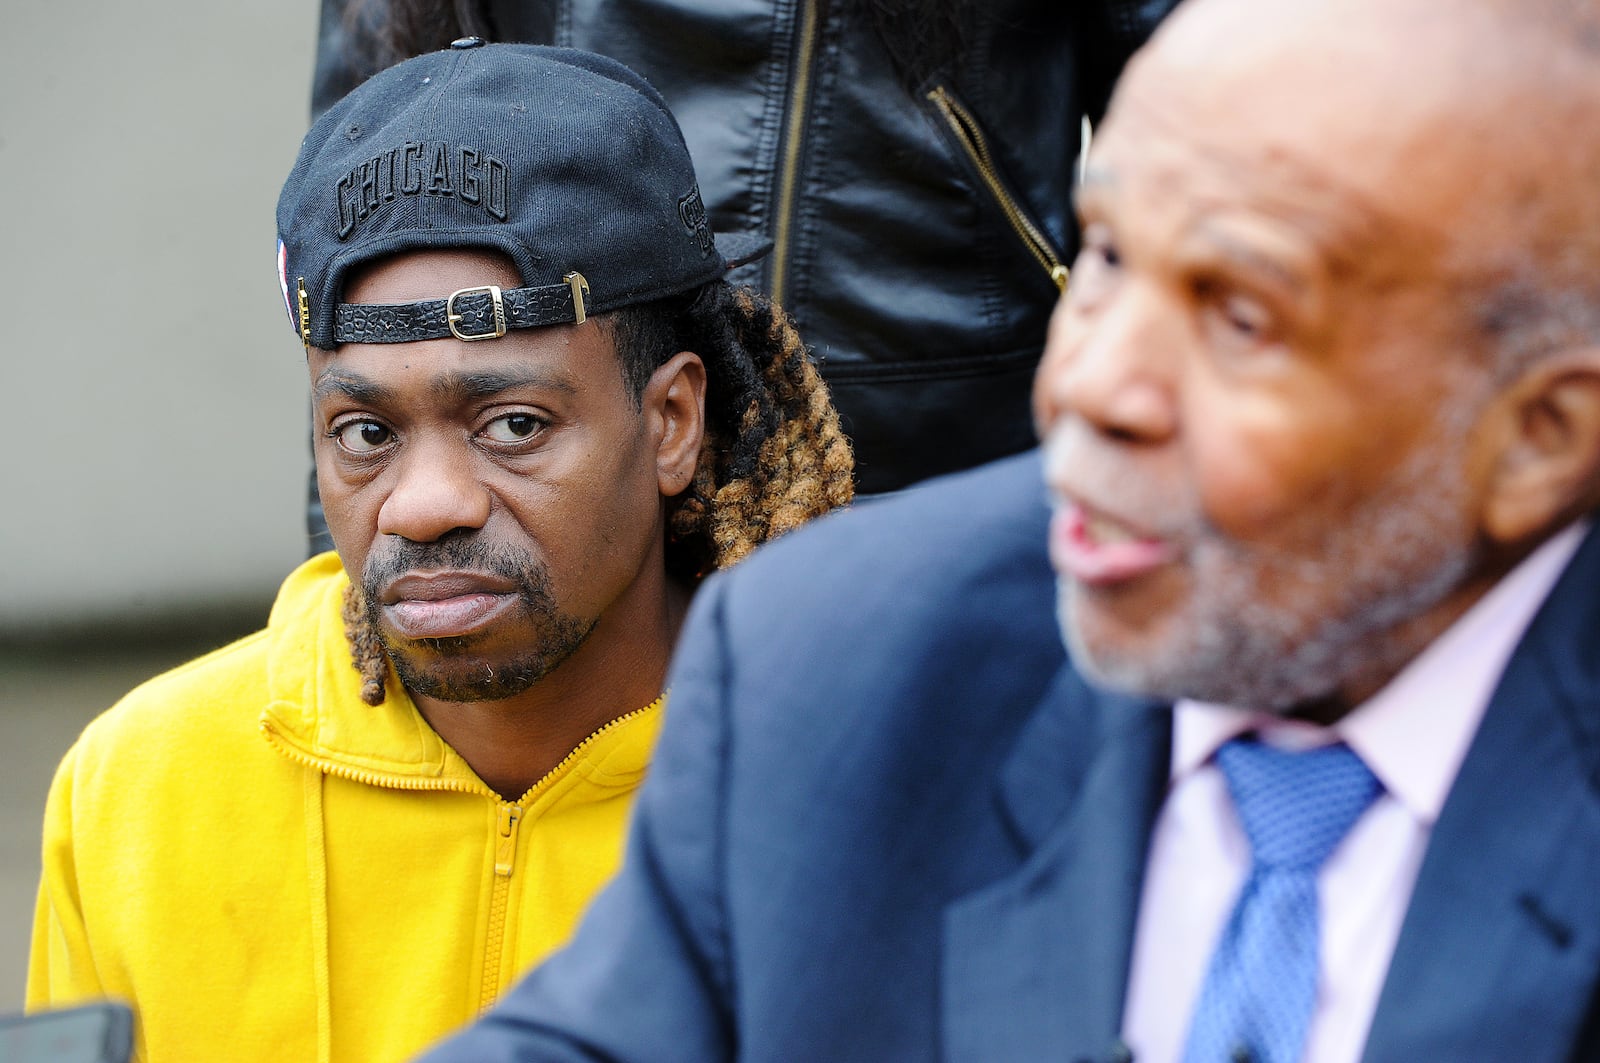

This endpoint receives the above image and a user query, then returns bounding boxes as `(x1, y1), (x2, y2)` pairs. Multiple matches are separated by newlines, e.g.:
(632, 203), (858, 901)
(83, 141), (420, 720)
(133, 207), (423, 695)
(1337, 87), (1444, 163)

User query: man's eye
(1066, 223), (1120, 307)
(482, 413), (546, 443)
(1218, 294), (1273, 339)
(1087, 239), (1119, 271)
(1076, 224), (1119, 271)
(332, 421), (394, 453)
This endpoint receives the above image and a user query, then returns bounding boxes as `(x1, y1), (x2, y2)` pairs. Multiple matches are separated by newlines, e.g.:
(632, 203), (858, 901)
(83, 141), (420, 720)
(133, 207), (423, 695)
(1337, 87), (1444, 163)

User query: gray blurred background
(0, 0), (321, 1007)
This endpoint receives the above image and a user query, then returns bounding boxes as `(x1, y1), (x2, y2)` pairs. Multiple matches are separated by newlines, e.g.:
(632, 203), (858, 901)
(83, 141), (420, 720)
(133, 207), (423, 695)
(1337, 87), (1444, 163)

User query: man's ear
(1480, 348), (1600, 544)
(641, 350), (707, 498)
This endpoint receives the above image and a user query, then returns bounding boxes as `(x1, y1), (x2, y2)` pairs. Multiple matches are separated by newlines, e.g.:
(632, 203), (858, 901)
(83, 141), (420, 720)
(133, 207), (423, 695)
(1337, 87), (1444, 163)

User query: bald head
(1120, 0), (1600, 374)
(1036, 0), (1600, 714)
(1148, 0), (1600, 81)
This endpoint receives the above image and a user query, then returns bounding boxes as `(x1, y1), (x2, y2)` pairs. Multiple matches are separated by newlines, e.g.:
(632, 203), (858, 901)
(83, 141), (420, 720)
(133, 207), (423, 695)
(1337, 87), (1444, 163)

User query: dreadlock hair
(343, 579), (389, 706)
(609, 280), (855, 579)
(345, 280), (854, 704)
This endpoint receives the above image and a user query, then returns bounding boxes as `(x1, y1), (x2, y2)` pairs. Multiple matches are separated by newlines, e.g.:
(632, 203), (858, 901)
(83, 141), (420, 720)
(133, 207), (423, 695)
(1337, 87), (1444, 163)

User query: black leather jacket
(311, 0), (1174, 499)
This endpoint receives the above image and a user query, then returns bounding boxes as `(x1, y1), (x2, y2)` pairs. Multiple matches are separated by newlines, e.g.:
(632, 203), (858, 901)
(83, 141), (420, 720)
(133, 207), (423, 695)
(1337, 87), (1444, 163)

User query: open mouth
(1049, 501), (1178, 586)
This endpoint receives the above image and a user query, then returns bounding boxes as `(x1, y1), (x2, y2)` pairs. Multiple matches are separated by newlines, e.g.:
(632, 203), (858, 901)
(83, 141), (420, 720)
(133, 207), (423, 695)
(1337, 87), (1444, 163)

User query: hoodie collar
(257, 553), (662, 794)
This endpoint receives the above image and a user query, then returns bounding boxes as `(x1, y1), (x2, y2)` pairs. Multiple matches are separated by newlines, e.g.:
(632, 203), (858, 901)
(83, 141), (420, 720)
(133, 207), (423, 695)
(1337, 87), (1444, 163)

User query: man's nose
(376, 439), (492, 542)
(1033, 285), (1179, 444)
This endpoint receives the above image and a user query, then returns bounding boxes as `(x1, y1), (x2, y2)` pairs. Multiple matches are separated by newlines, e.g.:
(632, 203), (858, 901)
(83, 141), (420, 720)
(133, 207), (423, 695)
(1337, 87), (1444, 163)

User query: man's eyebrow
(312, 365), (582, 407)
(313, 370), (392, 406)
(1073, 164), (1117, 213)
(1072, 168), (1111, 219)
(1076, 162), (1116, 191)
(430, 367), (581, 403)
(1188, 226), (1313, 295)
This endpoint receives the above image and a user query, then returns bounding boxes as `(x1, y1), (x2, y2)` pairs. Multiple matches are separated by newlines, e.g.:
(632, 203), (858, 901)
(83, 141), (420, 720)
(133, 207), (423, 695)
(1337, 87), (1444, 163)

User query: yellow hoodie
(28, 553), (663, 1063)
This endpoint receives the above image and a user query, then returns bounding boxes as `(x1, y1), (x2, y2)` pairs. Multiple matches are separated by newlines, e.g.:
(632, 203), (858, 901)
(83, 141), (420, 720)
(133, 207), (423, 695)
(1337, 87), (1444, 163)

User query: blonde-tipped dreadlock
(664, 284), (854, 572)
(342, 280), (853, 704)
(343, 581), (390, 705)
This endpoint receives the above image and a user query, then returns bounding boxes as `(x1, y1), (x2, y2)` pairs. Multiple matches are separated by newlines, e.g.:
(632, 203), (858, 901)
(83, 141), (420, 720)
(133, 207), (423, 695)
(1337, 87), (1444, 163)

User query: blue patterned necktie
(1180, 738), (1382, 1063)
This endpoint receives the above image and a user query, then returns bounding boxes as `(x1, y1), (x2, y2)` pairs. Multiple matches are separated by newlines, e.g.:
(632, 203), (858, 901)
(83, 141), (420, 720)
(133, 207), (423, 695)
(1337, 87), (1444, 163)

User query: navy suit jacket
(419, 451), (1600, 1062)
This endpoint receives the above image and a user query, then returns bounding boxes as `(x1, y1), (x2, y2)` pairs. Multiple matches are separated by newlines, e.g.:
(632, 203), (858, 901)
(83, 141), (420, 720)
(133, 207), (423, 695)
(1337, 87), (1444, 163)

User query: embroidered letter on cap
(336, 142), (509, 239)
(678, 186), (714, 255)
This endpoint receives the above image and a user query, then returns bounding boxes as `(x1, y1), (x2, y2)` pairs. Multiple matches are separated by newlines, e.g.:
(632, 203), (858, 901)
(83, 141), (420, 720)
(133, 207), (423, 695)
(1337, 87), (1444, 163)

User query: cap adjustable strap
(330, 272), (590, 344)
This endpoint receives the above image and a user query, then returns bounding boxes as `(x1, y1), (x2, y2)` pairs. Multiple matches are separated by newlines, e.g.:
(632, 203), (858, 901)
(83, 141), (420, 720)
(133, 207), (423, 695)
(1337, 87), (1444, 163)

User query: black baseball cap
(276, 40), (767, 349)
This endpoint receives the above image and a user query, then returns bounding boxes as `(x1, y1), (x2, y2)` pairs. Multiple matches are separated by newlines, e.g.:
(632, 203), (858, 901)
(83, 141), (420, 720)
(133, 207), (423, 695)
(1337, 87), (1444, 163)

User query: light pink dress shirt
(1119, 522), (1587, 1063)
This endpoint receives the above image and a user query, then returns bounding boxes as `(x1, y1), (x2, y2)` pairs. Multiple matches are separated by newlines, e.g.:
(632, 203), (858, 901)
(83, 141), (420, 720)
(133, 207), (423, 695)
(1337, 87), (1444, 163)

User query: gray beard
(1056, 412), (1480, 714)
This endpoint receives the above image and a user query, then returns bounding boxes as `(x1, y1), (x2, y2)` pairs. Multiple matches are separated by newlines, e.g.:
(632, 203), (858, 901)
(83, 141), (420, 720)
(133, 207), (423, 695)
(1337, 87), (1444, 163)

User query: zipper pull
(927, 84), (1069, 288)
(494, 803), (522, 877)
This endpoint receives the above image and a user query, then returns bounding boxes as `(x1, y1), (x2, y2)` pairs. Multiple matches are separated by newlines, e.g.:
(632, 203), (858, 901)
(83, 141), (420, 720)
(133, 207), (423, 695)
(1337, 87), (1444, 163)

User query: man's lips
(1049, 501), (1178, 586)
(378, 571), (520, 640)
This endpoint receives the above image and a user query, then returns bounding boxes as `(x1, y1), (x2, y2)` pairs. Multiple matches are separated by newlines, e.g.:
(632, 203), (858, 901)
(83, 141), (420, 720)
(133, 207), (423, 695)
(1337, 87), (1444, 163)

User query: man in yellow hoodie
(26, 42), (851, 1063)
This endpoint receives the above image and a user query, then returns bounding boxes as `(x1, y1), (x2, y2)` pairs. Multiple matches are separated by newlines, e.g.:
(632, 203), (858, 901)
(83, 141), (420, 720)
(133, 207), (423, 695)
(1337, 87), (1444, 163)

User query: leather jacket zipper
(927, 85), (1070, 291)
(770, 0), (821, 305)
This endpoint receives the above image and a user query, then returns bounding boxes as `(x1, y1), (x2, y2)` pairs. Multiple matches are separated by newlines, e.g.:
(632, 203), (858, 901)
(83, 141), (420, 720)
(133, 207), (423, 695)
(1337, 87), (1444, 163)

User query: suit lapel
(1363, 526), (1600, 1062)
(942, 667), (1170, 1063)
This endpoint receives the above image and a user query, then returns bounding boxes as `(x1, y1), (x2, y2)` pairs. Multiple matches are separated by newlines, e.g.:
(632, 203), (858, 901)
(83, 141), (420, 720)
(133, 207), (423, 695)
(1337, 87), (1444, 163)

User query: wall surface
(0, 0), (323, 1009)
(0, 0), (320, 638)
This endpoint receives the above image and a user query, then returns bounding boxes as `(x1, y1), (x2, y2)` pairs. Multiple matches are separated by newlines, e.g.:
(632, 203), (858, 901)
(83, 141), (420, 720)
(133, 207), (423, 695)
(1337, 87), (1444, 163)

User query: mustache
(362, 535), (543, 592)
(1040, 420), (1199, 541)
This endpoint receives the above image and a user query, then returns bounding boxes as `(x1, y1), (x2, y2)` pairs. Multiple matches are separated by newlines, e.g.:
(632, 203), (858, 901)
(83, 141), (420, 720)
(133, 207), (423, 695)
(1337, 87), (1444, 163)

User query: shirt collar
(1172, 521), (1588, 825)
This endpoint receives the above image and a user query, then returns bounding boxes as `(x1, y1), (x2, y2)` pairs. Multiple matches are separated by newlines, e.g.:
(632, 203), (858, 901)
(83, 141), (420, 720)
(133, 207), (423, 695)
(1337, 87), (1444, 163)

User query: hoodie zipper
(473, 700), (660, 1008)
(261, 695), (663, 1011)
(927, 85), (1070, 291)
(479, 800), (523, 1010)
(769, 0), (821, 306)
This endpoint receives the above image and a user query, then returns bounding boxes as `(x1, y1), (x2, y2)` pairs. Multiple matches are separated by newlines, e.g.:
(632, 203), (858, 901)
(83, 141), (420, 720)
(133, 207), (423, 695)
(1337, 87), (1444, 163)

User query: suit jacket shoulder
(420, 450), (1077, 1062)
(714, 447), (1056, 646)
(1361, 521), (1600, 1061)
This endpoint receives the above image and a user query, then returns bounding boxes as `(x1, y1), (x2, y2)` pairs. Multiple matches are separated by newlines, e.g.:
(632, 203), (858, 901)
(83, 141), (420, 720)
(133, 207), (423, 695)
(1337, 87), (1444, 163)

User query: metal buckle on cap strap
(446, 285), (507, 341)
(296, 279), (313, 348)
(330, 278), (592, 344)
(563, 271), (590, 324)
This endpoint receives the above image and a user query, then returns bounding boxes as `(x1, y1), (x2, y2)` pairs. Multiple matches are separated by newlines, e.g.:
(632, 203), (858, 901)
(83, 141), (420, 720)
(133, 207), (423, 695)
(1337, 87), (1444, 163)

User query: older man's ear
(1476, 348), (1600, 546)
